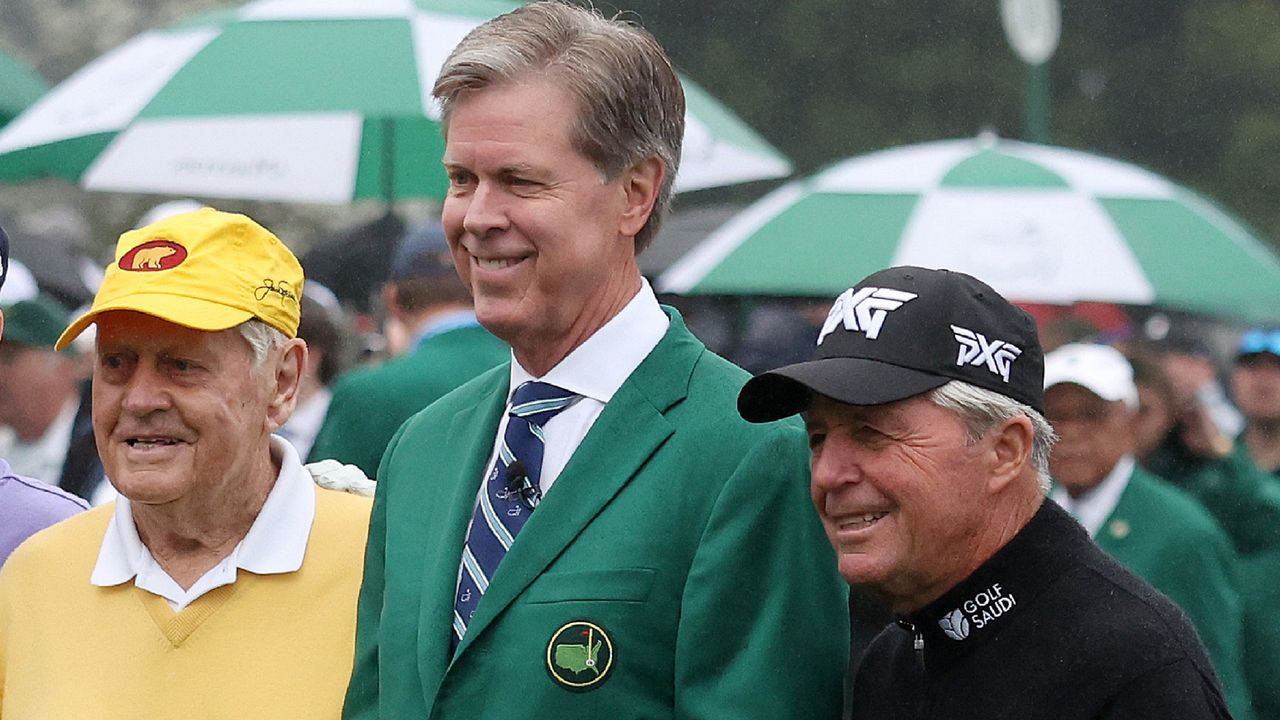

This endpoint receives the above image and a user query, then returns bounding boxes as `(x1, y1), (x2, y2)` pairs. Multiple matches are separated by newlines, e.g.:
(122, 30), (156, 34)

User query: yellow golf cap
(56, 208), (304, 350)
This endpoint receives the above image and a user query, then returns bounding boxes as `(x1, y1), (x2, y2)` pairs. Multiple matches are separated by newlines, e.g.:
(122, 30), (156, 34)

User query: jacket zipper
(896, 619), (926, 672)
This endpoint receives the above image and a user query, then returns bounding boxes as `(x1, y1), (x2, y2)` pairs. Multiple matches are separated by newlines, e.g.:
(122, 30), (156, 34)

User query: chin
(108, 472), (184, 504)
(836, 554), (891, 587)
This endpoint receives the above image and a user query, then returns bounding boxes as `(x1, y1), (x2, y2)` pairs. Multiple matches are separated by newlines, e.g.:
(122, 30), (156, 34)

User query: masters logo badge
(546, 620), (614, 692)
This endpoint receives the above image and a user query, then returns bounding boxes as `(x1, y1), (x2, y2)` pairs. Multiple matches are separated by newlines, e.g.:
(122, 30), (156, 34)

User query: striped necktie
(452, 381), (579, 650)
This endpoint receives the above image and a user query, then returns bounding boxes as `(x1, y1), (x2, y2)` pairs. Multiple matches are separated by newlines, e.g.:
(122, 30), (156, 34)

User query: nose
(809, 435), (862, 494)
(120, 362), (172, 417)
(460, 180), (510, 239)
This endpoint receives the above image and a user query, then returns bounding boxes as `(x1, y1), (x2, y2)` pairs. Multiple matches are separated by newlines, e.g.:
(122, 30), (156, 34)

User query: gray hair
(236, 319), (287, 371)
(432, 0), (685, 253)
(929, 380), (1057, 493)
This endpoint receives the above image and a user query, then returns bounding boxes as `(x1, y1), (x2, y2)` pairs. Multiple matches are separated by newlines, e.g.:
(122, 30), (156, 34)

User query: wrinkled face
(440, 76), (642, 371)
(805, 393), (994, 606)
(92, 311), (279, 507)
(1233, 354), (1280, 424)
(1045, 383), (1134, 497)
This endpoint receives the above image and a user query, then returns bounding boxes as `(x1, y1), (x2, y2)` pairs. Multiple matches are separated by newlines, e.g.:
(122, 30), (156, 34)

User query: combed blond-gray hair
(930, 380), (1057, 493)
(432, 1), (684, 253)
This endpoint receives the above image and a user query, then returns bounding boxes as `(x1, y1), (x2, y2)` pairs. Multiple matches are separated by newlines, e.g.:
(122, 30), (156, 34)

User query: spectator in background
(1231, 327), (1280, 477)
(0, 293), (105, 503)
(1224, 327), (1280, 717)
(1128, 348), (1181, 463)
(1136, 339), (1280, 555)
(308, 222), (507, 477)
(279, 291), (349, 459)
(0, 223), (87, 566)
(1044, 343), (1253, 720)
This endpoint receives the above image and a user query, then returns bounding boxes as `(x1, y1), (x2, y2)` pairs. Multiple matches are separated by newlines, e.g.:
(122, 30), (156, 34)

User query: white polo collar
(1051, 455), (1135, 537)
(91, 436), (316, 609)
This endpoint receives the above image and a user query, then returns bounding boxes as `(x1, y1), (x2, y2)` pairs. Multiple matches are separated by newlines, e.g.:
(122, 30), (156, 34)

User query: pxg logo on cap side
(951, 325), (1022, 382)
(817, 287), (918, 345)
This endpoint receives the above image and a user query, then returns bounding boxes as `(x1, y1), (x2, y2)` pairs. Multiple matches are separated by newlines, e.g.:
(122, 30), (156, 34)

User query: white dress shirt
(90, 436), (317, 611)
(484, 278), (669, 495)
(1051, 455), (1135, 537)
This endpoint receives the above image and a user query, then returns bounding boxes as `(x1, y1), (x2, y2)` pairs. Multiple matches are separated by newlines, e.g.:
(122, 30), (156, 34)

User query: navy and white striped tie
(452, 381), (579, 650)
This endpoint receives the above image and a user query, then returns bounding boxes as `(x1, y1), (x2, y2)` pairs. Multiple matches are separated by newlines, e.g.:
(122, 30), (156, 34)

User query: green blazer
(343, 309), (848, 719)
(1095, 467), (1253, 720)
(1146, 438), (1280, 555)
(1238, 547), (1280, 720)
(308, 323), (509, 476)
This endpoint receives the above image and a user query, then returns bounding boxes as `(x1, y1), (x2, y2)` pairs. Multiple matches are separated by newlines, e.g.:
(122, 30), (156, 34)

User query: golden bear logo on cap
(119, 240), (188, 272)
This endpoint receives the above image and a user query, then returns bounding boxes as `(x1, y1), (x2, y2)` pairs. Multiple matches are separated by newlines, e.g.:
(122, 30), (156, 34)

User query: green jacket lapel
(418, 377), (510, 688)
(453, 310), (702, 658)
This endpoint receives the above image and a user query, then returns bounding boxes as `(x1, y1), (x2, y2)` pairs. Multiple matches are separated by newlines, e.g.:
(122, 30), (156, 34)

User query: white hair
(236, 319), (287, 371)
(929, 380), (1057, 493)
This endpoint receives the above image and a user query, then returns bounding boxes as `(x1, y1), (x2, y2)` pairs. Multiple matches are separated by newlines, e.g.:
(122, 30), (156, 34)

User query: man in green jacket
(1044, 343), (1253, 720)
(341, 3), (847, 718)
(308, 223), (507, 476)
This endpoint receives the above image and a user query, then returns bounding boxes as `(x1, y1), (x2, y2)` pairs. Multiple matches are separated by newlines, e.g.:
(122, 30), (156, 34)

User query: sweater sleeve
(1097, 658), (1233, 720)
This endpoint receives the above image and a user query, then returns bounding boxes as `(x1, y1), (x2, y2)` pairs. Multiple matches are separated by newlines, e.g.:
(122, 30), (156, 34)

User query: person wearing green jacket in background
(1045, 343), (1253, 720)
(1225, 327), (1280, 718)
(308, 222), (508, 477)
(1131, 346), (1280, 556)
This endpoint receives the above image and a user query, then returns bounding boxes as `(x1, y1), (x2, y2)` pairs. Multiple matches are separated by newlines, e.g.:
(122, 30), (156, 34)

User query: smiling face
(805, 393), (999, 610)
(440, 74), (659, 375)
(92, 311), (289, 509)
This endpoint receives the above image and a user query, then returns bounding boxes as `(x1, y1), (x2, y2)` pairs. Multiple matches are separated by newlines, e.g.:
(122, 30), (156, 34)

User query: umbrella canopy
(658, 136), (1280, 322)
(0, 46), (47, 127)
(0, 0), (790, 204)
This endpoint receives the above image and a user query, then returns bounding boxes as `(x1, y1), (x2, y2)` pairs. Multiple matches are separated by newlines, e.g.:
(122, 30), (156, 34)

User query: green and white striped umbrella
(658, 136), (1280, 322)
(0, 46), (47, 127)
(0, 0), (790, 204)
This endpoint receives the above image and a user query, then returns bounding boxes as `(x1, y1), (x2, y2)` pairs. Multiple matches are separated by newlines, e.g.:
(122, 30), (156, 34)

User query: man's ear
(618, 156), (664, 239)
(987, 415), (1034, 493)
(266, 338), (307, 433)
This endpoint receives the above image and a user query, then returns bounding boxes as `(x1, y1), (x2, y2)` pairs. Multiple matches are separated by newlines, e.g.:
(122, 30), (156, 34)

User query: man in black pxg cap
(739, 266), (1232, 719)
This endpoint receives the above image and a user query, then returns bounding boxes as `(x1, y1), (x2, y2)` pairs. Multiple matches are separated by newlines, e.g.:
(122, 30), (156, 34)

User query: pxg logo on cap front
(817, 287), (918, 345)
(951, 325), (1023, 382)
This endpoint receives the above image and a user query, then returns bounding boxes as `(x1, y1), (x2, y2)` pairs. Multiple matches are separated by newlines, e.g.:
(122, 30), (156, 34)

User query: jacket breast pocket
(523, 568), (656, 605)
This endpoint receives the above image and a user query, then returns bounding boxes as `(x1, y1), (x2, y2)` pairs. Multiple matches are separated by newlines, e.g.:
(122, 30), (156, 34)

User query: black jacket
(851, 500), (1232, 719)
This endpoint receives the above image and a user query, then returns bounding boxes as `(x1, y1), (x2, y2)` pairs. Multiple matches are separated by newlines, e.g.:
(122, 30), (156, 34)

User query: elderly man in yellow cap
(0, 208), (372, 719)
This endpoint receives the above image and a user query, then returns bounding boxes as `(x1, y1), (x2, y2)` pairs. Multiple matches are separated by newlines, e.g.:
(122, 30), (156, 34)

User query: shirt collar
(509, 278), (668, 404)
(409, 309), (481, 349)
(900, 500), (1084, 670)
(91, 436), (317, 587)
(1050, 456), (1135, 537)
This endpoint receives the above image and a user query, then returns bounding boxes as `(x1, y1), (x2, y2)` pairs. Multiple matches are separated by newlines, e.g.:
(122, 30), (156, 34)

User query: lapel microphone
(505, 460), (542, 509)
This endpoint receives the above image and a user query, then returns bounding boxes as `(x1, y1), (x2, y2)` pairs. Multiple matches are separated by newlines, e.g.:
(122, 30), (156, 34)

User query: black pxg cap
(738, 266), (1046, 422)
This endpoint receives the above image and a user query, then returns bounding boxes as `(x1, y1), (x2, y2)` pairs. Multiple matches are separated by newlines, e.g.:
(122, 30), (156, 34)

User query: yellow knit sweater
(0, 486), (372, 719)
